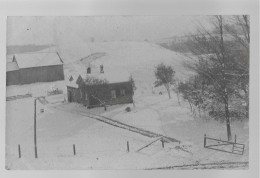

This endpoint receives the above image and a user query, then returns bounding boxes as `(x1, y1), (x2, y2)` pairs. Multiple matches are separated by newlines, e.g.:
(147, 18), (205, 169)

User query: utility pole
(34, 98), (38, 158)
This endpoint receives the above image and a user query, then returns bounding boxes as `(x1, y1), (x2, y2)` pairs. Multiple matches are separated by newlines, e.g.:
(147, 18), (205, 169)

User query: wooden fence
(204, 134), (245, 155)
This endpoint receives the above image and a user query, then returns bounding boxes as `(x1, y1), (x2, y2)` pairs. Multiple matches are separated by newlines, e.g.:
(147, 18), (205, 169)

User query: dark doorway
(68, 91), (72, 102)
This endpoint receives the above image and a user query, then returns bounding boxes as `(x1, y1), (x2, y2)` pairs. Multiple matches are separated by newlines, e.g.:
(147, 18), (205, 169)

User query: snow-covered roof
(83, 70), (131, 84)
(6, 62), (19, 71)
(67, 70), (131, 88)
(6, 55), (14, 63)
(14, 52), (63, 69)
(66, 74), (80, 88)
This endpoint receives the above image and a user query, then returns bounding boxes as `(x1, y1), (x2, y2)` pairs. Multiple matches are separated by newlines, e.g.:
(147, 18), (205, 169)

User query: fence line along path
(6, 93), (32, 101)
(51, 104), (181, 144)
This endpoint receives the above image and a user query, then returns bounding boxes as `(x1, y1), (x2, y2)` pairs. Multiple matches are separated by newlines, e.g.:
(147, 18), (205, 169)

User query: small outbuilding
(66, 66), (134, 108)
(6, 52), (64, 86)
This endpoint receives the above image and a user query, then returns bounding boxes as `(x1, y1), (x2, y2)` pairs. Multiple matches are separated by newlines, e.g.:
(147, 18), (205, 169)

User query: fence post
(204, 134), (206, 147)
(18, 144), (21, 158)
(73, 144), (76, 156)
(161, 139), (164, 148)
(235, 135), (237, 143)
(127, 141), (129, 152)
(34, 98), (38, 159)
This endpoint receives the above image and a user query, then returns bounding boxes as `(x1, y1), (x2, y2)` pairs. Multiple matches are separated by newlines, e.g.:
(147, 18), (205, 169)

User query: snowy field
(6, 41), (249, 169)
(5, 91), (249, 169)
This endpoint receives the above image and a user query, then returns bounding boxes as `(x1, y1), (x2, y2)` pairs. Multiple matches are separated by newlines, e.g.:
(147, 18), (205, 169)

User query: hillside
(7, 44), (53, 55)
(60, 41), (194, 96)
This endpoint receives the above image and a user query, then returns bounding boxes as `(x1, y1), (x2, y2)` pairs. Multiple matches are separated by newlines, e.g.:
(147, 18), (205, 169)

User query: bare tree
(183, 15), (250, 141)
(129, 75), (137, 107)
(154, 63), (175, 99)
(224, 15), (249, 118)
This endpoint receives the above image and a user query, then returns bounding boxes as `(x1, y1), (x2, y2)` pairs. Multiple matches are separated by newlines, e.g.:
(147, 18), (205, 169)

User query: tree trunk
(193, 107), (196, 116)
(188, 100), (192, 112)
(176, 91), (180, 105)
(225, 102), (232, 141)
(218, 15), (232, 141)
(243, 88), (249, 119)
(166, 86), (171, 99)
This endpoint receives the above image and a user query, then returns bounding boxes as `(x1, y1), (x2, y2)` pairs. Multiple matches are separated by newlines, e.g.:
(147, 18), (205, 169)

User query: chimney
(87, 67), (91, 74)
(100, 65), (104, 73)
(12, 55), (16, 62)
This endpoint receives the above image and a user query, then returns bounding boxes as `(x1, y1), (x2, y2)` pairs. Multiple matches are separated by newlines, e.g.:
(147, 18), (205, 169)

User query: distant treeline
(158, 41), (191, 53)
(7, 44), (53, 55)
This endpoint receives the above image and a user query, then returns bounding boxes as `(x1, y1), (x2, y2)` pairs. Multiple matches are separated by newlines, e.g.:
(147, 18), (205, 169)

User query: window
(120, 89), (125, 96)
(111, 90), (116, 99)
(80, 90), (83, 98)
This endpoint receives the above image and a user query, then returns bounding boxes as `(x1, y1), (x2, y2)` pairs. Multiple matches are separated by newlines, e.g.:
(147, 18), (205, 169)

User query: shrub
(125, 107), (131, 112)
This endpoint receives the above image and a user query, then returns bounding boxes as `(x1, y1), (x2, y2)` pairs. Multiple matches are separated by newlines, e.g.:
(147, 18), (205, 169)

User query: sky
(7, 16), (211, 46)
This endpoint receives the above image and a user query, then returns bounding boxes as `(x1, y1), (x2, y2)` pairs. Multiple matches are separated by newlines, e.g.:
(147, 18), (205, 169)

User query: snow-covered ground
(6, 41), (249, 169)
(5, 90), (249, 169)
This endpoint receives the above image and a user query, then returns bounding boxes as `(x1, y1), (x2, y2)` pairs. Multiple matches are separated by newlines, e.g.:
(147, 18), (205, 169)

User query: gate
(204, 134), (245, 155)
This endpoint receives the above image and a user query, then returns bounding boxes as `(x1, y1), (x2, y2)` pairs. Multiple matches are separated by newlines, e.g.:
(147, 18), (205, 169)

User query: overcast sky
(7, 16), (211, 46)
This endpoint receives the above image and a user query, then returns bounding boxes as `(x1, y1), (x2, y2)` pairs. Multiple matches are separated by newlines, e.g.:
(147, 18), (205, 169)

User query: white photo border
(0, 0), (259, 178)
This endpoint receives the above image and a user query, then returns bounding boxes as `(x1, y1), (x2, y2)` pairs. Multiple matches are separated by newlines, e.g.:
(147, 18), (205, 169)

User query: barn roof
(13, 52), (63, 69)
(6, 55), (14, 63)
(6, 62), (19, 71)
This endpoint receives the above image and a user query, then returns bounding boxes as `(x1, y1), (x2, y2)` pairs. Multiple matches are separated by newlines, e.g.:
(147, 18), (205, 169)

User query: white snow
(13, 52), (62, 69)
(84, 70), (131, 84)
(6, 41), (248, 169)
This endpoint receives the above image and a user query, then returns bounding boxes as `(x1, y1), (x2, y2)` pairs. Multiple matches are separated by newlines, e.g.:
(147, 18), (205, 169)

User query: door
(68, 90), (72, 102)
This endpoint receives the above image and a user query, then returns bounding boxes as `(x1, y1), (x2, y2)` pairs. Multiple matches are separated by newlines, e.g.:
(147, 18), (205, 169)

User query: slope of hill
(6, 41), (194, 98)
(59, 41), (194, 96)
(7, 44), (53, 55)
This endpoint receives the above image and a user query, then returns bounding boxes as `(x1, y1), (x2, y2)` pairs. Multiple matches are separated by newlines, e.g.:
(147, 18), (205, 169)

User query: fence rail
(6, 93), (32, 101)
(53, 104), (181, 143)
(47, 89), (63, 96)
(204, 134), (245, 155)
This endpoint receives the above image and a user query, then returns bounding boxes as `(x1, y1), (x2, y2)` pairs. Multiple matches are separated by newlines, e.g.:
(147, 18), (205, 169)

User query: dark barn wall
(6, 70), (20, 86)
(19, 65), (64, 84)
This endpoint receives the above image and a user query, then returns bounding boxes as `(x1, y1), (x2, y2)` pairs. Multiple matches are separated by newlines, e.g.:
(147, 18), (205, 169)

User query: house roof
(67, 70), (131, 88)
(83, 70), (131, 84)
(6, 62), (19, 71)
(13, 52), (63, 69)
(66, 74), (80, 88)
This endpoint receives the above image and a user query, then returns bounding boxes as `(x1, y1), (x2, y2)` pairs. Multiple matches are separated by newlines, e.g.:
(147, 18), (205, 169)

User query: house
(66, 66), (133, 108)
(6, 52), (64, 86)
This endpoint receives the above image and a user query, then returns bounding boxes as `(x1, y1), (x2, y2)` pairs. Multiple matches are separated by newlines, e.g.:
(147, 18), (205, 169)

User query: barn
(66, 66), (133, 108)
(6, 52), (64, 86)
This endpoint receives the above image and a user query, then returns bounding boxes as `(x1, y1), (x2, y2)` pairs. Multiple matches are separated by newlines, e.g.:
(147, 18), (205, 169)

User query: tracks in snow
(51, 104), (181, 144)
